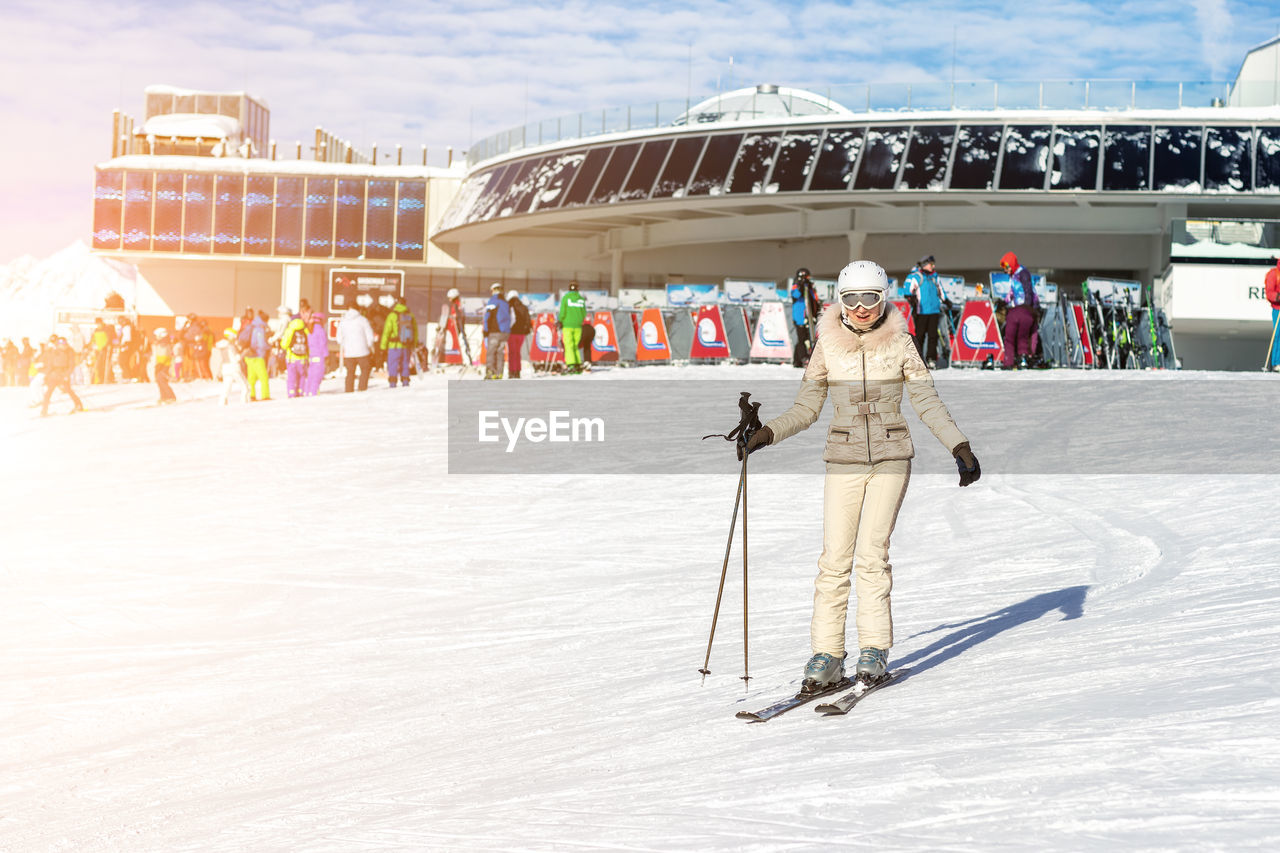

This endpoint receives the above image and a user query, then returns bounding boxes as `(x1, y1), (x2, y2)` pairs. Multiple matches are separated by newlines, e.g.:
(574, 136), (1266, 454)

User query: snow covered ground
(2, 365), (1278, 851)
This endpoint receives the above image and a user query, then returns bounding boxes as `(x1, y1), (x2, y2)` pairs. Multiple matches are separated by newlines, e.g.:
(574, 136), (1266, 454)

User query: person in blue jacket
(906, 254), (944, 368)
(790, 267), (820, 367)
(483, 282), (512, 380)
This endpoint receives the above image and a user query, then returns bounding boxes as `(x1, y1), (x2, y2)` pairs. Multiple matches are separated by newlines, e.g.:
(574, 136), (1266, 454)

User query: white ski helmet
(836, 260), (889, 297)
(446, 287), (460, 299)
(506, 289), (519, 300)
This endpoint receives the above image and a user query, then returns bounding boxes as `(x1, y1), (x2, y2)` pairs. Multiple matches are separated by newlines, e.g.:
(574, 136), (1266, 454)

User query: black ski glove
(738, 425), (773, 461)
(953, 442), (981, 487)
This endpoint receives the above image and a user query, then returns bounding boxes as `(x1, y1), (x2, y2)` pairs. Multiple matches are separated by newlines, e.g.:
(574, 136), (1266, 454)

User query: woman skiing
(746, 260), (981, 692)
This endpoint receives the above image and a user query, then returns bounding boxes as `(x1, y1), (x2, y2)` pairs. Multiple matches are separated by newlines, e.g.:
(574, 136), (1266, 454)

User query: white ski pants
(811, 458), (911, 656)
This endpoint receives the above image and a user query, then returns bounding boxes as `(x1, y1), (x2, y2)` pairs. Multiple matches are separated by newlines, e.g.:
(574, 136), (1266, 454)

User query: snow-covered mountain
(0, 242), (153, 340)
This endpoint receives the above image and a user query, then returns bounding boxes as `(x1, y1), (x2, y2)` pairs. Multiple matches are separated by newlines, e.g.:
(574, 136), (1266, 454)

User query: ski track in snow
(1, 366), (1278, 851)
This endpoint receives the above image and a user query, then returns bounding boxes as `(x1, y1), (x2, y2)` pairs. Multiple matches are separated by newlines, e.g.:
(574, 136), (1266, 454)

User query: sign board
(530, 312), (563, 365)
(328, 268), (404, 313)
(589, 311), (620, 363)
(690, 305), (731, 360)
(723, 280), (780, 303)
(665, 284), (720, 306)
(636, 308), (673, 361)
(749, 301), (793, 361)
(891, 300), (916, 335)
(950, 299), (1004, 364)
(988, 272), (1046, 303)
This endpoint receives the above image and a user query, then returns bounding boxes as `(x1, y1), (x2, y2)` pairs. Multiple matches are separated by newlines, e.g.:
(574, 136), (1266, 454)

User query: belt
(835, 401), (900, 416)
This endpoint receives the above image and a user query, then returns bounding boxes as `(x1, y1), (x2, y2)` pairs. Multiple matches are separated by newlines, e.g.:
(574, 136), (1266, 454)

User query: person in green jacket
(558, 281), (587, 374)
(380, 298), (417, 387)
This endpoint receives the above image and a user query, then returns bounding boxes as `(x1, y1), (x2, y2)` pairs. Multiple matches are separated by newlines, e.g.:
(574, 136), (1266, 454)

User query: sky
(0, 0), (1276, 266)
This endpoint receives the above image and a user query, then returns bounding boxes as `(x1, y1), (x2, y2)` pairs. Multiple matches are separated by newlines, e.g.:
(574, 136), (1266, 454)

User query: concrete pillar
(846, 231), (868, 262)
(610, 248), (624, 295)
(282, 264), (301, 311)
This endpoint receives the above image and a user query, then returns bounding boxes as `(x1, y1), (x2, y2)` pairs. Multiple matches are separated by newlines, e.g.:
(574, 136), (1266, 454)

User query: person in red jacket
(1265, 259), (1280, 371)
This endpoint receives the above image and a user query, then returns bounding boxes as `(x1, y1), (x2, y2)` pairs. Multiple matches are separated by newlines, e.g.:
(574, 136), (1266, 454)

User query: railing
(467, 79), (1240, 168)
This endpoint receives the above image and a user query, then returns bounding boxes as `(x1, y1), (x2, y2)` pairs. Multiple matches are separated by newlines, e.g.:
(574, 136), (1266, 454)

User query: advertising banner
(589, 311), (621, 363)
(950, 299), (1004, 364)
(665, 284), (720, 306)
(989, 272), (1047, 303)
(530, 312), (563, 365)
(636, 308), (672, 362)
(690, 305), (731, 360)
(522, 293), (558, 315)
(891, 300), (916, 336)
(749, 301), (793, 361)
(1067, 301), (1096, 368)
(723, 280), (781, 303)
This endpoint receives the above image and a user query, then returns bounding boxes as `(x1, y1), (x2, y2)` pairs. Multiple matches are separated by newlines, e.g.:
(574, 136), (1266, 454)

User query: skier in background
(238, 309), (273, 401)
(506, 289), (532, 379)
(211, 328), (249, 405)
(483, 282), (511, 380)
(999, 251), (1039, 370)
(1265, 258), (1280, 371)
(558, 281), (586, 374)
(304, 312), (328, 396)
(745, 260), (981, 693)
(337, 306), (376, 392)
(281, 311), (310, 398)
(790, 267), (820, 367)
(380, 297), (417, 387)
(148, 328), (177, 405)
(434, 288), (465, 371)
(905, 254), (944, 368)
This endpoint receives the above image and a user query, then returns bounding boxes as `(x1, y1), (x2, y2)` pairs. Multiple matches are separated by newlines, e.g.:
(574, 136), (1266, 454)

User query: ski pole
(1264, 310), (1280, 371)
(740, 443), (751, 684)
(699, 453), (746, 680)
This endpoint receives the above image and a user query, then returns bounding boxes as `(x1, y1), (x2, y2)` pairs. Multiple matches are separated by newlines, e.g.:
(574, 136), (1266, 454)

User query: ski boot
(801, 652), (847, 694)
(854, 647), (888, 683)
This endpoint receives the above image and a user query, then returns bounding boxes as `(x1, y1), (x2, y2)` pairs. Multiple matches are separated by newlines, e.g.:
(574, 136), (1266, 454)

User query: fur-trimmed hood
(816, 302), (909, 356)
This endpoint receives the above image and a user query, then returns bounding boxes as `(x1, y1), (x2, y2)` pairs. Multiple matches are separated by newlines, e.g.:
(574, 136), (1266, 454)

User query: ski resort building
(90, 39), (1280, 369)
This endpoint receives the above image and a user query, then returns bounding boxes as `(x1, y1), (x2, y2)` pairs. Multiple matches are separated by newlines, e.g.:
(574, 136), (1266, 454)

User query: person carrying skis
(906, 254), (944, 368)
(433, 288), (465, 371)
(999, 251), (1038, 369)
(744, 260), (981, 692)
(1265, 258), (1280, 371)
(790, 267), (820, 367)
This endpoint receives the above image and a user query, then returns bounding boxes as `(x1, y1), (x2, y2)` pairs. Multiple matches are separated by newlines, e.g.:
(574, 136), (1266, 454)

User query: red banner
(530, 312), (563, 364)
(950, 299), (1004, 364)
(1071, 302), (1095, 367)
(891, 300), (916, 336)
(690, 305), (731, 360)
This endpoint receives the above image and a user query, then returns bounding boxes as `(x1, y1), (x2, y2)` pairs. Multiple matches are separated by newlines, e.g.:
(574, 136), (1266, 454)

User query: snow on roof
(674, 85), (853, 126)
(138, 113), (241, 140)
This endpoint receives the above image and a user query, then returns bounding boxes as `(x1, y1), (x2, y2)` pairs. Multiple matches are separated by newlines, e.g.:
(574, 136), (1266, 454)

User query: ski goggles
(840, 291), (885, 309)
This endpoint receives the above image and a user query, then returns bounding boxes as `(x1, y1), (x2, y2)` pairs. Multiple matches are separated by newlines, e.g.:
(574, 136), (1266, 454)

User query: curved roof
(672, 85), (852, 126)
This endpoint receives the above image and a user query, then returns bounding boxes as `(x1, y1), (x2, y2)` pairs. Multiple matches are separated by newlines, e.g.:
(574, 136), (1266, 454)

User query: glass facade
(395, 180), (426, 261)
(212, 174), (243, 254)
(441, 120), (1279, 229)
(122, 171), (153, 250)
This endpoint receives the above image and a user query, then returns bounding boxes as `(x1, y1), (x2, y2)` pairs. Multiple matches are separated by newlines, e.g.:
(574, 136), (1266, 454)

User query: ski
(814, 668), (908, 716)
(735, 678), (853, 723)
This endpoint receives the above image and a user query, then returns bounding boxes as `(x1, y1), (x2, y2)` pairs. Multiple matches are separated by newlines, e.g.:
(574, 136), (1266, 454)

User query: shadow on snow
(893, 585), (1088, 679)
